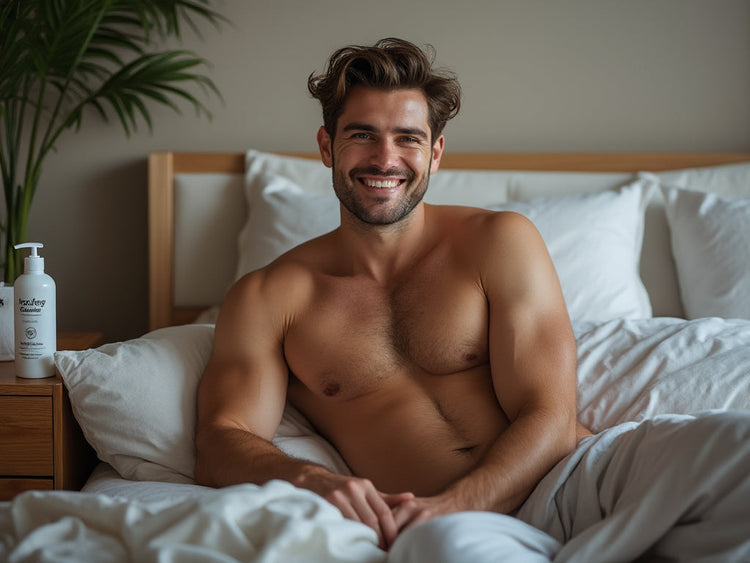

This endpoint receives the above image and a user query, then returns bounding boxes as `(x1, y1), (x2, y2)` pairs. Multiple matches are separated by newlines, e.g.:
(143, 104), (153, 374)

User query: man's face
(317, 86), (444, 226)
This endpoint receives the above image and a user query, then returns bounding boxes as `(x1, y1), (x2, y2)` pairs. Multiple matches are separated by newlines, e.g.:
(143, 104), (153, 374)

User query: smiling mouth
(361, 177), (404, 189)
(351, 167), (412, 191)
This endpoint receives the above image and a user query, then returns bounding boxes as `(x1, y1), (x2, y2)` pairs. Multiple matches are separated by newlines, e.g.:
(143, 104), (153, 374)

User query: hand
(297, 469), (414, 549)
(391, 494), (458, 534)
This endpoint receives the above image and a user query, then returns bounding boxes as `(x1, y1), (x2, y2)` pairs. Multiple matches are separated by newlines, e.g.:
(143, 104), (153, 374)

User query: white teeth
(364, 179), (400, 188)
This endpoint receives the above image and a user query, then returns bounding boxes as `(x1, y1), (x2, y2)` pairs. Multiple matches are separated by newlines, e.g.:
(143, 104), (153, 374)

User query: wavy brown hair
(308, 38), (461, 142)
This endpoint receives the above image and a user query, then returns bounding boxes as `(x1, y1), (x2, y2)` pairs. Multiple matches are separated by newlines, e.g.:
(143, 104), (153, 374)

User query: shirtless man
(194, 37), (584, 549)
(195, 38), (750, 559)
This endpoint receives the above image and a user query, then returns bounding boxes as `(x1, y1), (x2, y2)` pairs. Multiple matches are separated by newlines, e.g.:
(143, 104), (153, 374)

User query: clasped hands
(299, 470), (455, 550)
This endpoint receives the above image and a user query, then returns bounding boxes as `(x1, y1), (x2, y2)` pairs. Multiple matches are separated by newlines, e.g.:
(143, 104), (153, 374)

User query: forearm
(194, 425), (327, 488)
(195, 424), (411, 550)
(440, 408), (576, 514)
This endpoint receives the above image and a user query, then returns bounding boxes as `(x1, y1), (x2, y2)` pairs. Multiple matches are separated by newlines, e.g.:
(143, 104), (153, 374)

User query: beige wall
(26, 0), (750, 341)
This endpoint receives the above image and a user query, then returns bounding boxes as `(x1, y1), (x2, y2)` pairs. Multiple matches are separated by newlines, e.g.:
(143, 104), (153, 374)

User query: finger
(327, 489), (362, 523)
(392, 500), (417, 530)
(377, 492), (415, 547)
(352, 486), (397, 549)
(329, 489), (387, 549)
(392, 499), (433, 532)
(380, 491), (415, 507)
(333, 480), (388, 547)
(401, 506), (433, 531)
(364, 489), (401, 548)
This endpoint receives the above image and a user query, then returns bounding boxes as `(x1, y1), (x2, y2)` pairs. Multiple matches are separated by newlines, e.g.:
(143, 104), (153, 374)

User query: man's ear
(317, 126), (333, 168)
(430, 135), (445, 174)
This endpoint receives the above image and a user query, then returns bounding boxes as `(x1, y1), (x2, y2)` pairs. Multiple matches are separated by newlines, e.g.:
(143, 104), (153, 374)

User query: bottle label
(17, 321), (53, 358)
(18, 298), (48, 313)
(15, 289), (56, 372)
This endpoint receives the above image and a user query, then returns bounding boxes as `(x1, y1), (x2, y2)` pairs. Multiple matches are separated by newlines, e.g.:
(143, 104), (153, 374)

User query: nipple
(323, 382), (341, 397)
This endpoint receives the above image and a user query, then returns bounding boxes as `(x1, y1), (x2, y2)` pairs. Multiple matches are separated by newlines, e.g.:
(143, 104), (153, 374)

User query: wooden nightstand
(0, 332), (103, 500)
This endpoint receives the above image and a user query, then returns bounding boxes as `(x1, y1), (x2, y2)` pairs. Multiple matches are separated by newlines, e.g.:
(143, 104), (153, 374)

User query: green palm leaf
(0, 0), (223, 281)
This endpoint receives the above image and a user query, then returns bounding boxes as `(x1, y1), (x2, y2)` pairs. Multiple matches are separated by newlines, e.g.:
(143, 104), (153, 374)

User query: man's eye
(352, 132), (372, 140)
(400, 136), (421, 144)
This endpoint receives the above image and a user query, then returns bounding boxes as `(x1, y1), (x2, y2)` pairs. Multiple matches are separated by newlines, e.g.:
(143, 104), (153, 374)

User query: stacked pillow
(648, 164), (750, 320)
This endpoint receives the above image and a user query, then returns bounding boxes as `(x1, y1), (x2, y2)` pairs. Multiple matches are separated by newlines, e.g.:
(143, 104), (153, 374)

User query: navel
(323, 382), (341, 397)
(454, 444), (478, 456)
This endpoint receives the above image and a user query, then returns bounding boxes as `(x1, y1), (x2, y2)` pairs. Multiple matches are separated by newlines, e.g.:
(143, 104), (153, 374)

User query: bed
(2, 150), (750, 561)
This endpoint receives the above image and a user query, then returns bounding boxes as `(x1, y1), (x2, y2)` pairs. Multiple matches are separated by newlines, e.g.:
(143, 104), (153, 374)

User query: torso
(281, 205), (510, 495)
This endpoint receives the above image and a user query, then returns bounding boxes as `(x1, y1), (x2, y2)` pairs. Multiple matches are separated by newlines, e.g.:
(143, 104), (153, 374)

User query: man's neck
(337, 203), (431, 284)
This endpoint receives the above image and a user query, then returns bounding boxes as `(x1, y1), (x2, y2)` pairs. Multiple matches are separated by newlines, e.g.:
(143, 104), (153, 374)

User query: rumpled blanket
(0, 480), (384, 563)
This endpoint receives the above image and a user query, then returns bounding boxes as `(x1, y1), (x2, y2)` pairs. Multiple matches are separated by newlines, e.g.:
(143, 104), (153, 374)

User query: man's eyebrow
(343, 122), (376, 132)
(342, 123), (428, 138)
(394, 126), (429, 139)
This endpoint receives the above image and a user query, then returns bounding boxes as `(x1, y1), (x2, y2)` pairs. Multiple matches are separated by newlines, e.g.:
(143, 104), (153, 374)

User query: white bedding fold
(390, 412), (750, 562)
(518, 411), (750, 561)
(574, 317), (750, 432)
(0, 481), (384, 563)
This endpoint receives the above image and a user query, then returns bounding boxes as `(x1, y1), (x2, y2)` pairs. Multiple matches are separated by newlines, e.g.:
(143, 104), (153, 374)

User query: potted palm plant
(0, 0), (223, 284)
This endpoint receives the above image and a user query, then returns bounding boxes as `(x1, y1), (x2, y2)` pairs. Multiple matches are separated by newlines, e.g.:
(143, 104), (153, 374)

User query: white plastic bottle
(13, 242), (56, 378)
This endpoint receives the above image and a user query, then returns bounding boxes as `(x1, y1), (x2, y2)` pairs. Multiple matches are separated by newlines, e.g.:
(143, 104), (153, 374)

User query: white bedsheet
(1, 317), (749, 561)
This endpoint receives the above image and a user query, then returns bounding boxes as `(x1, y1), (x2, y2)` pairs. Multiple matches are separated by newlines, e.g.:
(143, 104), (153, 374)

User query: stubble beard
(331, 160), (431, 226)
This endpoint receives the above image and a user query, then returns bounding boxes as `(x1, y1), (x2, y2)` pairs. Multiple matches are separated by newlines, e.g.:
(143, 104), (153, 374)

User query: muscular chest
(284, 258), (489, 399)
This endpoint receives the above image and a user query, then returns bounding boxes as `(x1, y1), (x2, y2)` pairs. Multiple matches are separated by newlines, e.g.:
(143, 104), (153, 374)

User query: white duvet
(1, 317), (749, 562)
(574, 316), (750, 431)
(0, 481), (383, 562)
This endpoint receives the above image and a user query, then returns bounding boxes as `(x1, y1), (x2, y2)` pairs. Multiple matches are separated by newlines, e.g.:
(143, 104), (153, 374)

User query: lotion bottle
(14, 242), (56, 378)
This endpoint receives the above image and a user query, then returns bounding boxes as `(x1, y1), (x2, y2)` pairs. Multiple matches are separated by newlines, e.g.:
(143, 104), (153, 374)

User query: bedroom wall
(20, 0), (750, 342)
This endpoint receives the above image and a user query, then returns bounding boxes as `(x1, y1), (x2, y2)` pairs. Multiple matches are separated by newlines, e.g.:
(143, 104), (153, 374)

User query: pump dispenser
(13, 242), (56, 378)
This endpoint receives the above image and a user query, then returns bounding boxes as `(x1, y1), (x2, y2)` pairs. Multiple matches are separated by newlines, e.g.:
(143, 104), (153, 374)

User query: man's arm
(394, 211), (579, 527)
(194, 266), (411, 549)
(194, 268), (301, 486)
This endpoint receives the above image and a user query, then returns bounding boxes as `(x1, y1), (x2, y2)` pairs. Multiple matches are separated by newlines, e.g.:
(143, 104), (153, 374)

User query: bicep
(483, 213), (577, 423)
(197, 274), (289, 442)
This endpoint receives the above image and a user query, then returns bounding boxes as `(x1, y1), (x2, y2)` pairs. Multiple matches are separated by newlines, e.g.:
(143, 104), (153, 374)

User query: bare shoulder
(233, 255), (317, 303)
(471, 207), (540, 246)
(479, 210), (549, 267)
(430, 205), (543, 259)
(220, 250), (320, 335)
(434, 206), (559, 304)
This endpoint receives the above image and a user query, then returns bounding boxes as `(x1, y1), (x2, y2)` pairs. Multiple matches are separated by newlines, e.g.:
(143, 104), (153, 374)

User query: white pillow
(654, 161), (750, 200)
(490, 179), (653, 322)
(56, 325), (214, 483)
(236, 173), (340, 277)
(55, 324), (350, 484)
(661, 186), (750, 319)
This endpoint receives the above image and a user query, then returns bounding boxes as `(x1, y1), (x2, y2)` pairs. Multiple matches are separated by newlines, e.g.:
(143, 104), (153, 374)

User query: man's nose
(367, 138), (402, 171)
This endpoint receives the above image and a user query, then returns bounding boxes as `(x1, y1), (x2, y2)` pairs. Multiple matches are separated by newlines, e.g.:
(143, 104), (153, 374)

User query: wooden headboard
(148, 151), (750, 331)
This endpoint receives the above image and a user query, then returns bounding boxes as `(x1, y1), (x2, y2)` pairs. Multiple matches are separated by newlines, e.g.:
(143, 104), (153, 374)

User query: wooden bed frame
(148, 151), (750, 331)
